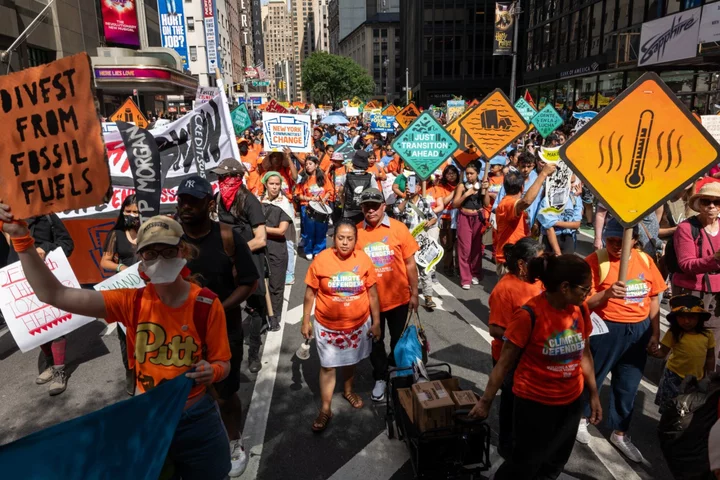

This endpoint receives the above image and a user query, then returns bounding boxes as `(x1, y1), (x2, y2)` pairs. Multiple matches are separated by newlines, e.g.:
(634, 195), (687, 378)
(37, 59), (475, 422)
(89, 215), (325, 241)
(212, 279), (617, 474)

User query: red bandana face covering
(219, 176), (243, 211)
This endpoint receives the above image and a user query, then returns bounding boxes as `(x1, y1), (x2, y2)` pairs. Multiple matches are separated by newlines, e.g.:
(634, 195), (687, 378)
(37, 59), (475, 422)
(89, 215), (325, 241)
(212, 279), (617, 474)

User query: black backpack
(344, 172), (373, 214)
(664, 216), (703, 275)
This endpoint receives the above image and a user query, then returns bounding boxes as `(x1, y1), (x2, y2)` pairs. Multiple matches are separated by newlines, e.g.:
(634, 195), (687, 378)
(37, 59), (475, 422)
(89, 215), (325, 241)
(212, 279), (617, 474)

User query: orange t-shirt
(305, 249), (377, 330)
(368, 164), (385, 189)
(386, 155), (403, 175)
(488, 274), (543, 361)
(505, 294), (592, 406)
(299, 174), (333, 206)
(356, 216), (419, 312)
(239, 150), (259, 172)
(101, 284), (231, 399)
(585, 249), (667, 323)
(495, 195), (529, 263)
(431, 184), (456, 220)
(319, 153), (332, 172)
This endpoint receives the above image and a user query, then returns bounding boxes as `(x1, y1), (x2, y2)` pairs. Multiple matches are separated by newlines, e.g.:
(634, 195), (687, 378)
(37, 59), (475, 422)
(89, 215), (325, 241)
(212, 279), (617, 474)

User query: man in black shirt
(176, 175), (259, 478)
(211, 159), (269, 374)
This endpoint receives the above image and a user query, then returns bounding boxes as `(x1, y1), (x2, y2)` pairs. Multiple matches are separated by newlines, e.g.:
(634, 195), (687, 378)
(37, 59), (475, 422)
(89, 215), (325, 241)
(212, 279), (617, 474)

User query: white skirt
(314, 317), (372, 368)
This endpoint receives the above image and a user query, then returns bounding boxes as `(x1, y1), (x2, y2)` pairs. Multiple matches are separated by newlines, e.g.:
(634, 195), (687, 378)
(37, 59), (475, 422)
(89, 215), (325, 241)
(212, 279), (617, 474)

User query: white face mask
(142, 258), (187, 284)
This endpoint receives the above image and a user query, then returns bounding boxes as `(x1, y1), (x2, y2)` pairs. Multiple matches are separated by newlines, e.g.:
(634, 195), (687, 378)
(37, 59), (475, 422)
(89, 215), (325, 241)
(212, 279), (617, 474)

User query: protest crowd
(2, 53), (720, 480)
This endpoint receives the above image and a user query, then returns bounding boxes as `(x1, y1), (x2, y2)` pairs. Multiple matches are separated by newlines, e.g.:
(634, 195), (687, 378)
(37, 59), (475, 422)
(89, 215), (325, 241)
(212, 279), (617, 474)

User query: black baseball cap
(360, 188), (384, 205)
(177, 175), (214, 199)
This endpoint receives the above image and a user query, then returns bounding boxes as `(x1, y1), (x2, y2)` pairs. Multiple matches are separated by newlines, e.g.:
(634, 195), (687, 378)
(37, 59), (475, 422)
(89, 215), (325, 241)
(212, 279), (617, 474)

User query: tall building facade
(519, 0), (719, 114)
(328, 0), (340, 53)
(339, 14), (401, 102)
(312, 0), (331, 52)
(263, 0), (296, 99)
(292, 0), (314, 101)
(400, 0), (512, 106)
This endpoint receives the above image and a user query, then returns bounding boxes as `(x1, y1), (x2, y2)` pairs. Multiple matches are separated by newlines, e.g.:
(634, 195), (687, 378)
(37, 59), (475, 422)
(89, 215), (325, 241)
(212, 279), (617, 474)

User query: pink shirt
(672, 219), (720, 292)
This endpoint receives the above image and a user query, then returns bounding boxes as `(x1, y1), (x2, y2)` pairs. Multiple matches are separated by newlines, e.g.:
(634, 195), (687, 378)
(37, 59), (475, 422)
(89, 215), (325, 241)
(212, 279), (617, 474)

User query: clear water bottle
(296, 339), (311, 360)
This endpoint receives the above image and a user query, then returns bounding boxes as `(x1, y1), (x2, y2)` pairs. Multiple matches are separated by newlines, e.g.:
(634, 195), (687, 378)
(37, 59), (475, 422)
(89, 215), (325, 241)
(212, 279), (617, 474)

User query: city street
(0, 226), (673, 480)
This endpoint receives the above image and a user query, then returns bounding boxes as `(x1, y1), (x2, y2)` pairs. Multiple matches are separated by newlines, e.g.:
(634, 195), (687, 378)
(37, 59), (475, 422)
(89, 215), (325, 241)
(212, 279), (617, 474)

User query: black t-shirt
(262, 203), (292, 257)
(107, 229), (138, 267)
(183, 222), (259, 303)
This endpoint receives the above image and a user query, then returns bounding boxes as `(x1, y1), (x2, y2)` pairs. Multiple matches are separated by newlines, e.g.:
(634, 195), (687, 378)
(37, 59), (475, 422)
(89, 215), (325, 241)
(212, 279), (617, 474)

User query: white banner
(699, 3), (720, 44)
(346, 106), (359, 117)
(262, 112), (313, 153)
(0, 249), (94, 353)
(59, 94), (237, 219)
(638, 8), (701, 67)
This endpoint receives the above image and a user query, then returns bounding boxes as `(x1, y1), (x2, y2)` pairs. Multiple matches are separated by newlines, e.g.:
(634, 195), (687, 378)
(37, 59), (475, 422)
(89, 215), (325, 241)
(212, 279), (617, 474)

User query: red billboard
(101, 0), (140, 47)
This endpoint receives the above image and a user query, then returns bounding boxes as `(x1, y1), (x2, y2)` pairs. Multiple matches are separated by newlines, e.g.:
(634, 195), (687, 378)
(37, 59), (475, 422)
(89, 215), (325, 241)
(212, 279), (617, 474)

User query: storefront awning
(93, 66), (198, 96)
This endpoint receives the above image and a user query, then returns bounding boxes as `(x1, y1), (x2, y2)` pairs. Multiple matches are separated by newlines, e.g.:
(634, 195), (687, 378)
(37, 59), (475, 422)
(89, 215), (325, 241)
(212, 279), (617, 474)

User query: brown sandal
(311, 410), (333, 432)
(343, 391), (364, 409)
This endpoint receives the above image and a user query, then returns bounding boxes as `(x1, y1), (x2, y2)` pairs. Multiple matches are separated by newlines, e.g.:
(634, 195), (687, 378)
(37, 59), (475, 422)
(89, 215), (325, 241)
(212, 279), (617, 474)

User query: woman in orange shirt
(487, 237), (544, 459)
(302, 220), (381, 432)
(367, 148), (387, 190)
(435, 164), (460, 275)
(0, 209), (233, 479)
(470, 254), (601, 479)
(297, 156), (333, 259)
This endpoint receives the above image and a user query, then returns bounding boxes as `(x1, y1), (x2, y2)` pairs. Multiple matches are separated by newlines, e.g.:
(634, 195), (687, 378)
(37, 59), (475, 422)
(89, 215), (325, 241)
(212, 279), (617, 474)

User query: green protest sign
(514, 98), (538, 124)
(391, 112), (459, 180)
(231, 104), (253, 136)
(334, 141), (356, 163)
(531, 104), (564, 138)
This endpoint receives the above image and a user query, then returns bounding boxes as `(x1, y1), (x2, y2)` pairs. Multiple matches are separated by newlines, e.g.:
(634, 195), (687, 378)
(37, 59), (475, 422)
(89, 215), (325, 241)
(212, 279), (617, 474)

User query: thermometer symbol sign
(625, 110), (654, 189)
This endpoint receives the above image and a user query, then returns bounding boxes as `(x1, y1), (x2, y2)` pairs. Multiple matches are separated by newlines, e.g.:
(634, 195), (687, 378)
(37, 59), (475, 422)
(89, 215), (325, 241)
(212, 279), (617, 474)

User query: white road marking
(240, 285), (292, 479)
(101, 322), (117, 336)
(587, 435), (643, 480)
(285, 303), (314, 325)
(326, 432), (409, 480)
(432, 281), (494, 345)
(481, 446), (581, 479)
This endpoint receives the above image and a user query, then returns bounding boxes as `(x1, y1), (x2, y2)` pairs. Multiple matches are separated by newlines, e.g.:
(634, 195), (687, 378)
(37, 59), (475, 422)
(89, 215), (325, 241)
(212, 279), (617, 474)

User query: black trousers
(497, 361), (517, 459)
(370, 303), (409, 381)
(215, 307), (243, 400)
(542, 233), (576, 255)
(266, 243), (288, 324)
(495, 396), (583, 480)
(247, 295), (267, 354)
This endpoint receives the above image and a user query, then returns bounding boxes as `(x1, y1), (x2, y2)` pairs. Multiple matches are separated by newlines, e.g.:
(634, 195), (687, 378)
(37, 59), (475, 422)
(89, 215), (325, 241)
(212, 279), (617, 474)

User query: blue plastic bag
(394, 311), (428, 377)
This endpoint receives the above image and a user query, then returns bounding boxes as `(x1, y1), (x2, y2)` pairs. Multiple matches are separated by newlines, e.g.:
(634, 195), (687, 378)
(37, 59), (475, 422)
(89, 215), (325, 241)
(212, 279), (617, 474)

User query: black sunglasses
(139, 246), (180, 261)
(699, 198), (720, 207)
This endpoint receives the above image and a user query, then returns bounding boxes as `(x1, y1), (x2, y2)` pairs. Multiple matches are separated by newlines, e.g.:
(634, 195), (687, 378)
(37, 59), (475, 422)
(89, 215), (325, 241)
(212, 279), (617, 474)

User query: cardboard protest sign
(195, 86), (219, 105)
(0, 53), (110, 219)
(531, 104), (564, 138)
(265, 99), (288, 113)
(262, 112), (313, 153)
(109, 97), (149, 130)
(346, 106), (360, 117)
(396, 103), (420, 129)
(231, 104), (253, 135)
(446, 100), (466, 123)
(382, 104), (400, 116)
(117, 121), (162, 221)
(560, 72), (720, 227)
(702, 115), (720, 144)
(0, 249), (95, 353)
(392, 112), (459, 180)
(370, 115), (396, 133)
(459, 89), (529, 159)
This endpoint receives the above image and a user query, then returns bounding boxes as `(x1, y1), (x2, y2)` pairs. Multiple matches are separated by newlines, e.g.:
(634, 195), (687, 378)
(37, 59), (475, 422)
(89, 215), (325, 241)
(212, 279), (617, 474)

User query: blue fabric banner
(0, 376), (192, 480)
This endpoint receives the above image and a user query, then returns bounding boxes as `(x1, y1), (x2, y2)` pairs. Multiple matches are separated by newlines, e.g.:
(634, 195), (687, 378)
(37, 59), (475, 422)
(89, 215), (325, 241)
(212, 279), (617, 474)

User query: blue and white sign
(370, 114), (396, 133)
(262, 112), (313, 153)
(205, 17), (219, 72)
(157, 0), (189, 69)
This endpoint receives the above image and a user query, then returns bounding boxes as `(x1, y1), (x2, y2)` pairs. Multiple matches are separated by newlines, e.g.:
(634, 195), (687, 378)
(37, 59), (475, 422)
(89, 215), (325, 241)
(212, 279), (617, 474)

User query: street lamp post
(509, 0), (522, 102)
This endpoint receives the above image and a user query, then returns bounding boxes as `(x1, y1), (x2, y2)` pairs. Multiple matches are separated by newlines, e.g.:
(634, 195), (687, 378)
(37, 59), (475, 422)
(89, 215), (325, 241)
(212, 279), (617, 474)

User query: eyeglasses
(699, 198), (720, 207)
(572, 284), (593, 297)
(139, 246), (180, 261)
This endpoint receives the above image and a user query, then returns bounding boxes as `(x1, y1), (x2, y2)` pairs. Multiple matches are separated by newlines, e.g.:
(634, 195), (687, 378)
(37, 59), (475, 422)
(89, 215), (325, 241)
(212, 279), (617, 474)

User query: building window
(381, 29), (387, 38)
(27, 46), (52, 67)
(190, 46), (197, 62)
(632, 0), (647, 25)
(569, 10), (580, 62)
(590, 1), (602, 56)
(187, 17), (194, 32)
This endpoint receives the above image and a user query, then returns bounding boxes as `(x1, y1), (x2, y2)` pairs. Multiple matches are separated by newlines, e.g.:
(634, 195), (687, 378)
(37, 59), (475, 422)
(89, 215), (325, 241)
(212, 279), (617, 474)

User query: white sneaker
(610, 432), (643, 463)
(305, 254), (313, 260)
(462, 284), (470, 290)
(371, 380), (386, 402)
(575, 418), (592, 444)
(471, 277), (480, 285)
(229, 438), (248, 477)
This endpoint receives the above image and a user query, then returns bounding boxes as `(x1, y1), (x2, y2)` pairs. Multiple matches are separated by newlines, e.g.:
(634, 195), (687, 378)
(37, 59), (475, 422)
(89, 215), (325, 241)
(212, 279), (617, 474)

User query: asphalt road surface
(0, 225), (675, 480)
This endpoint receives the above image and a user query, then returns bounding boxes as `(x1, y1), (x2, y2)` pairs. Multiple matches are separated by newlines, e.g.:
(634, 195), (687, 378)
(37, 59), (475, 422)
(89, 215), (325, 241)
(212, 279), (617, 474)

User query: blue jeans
(300, 205), (328, 255)
(167, 394), (230, 480)
(286, 239), (296, 279)
(583, 317), (651, 432)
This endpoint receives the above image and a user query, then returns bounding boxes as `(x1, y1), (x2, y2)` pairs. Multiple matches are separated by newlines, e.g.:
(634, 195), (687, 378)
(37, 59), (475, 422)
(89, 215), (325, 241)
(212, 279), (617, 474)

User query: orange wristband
(211, 363), (227, 383)
(12, 234), (35, 253)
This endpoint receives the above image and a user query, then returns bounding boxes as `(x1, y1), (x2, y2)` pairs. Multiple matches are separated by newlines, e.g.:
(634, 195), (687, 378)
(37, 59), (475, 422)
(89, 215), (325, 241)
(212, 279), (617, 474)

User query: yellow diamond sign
(560, 73), (720, 227)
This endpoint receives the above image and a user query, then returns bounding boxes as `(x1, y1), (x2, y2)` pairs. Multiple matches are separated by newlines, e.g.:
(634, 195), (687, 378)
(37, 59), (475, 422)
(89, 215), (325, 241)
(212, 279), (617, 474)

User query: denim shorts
(167, 394), (230, 480)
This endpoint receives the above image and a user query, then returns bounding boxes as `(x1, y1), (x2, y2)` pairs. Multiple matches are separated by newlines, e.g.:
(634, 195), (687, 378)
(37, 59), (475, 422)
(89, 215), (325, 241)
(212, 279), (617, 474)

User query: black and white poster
(638, 7), (701, 67)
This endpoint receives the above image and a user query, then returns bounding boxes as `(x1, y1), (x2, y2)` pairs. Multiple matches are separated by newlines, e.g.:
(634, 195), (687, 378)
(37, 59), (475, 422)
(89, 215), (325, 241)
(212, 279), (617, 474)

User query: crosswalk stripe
(241, 285), (292, 479)
(326, 432), (410, 480)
